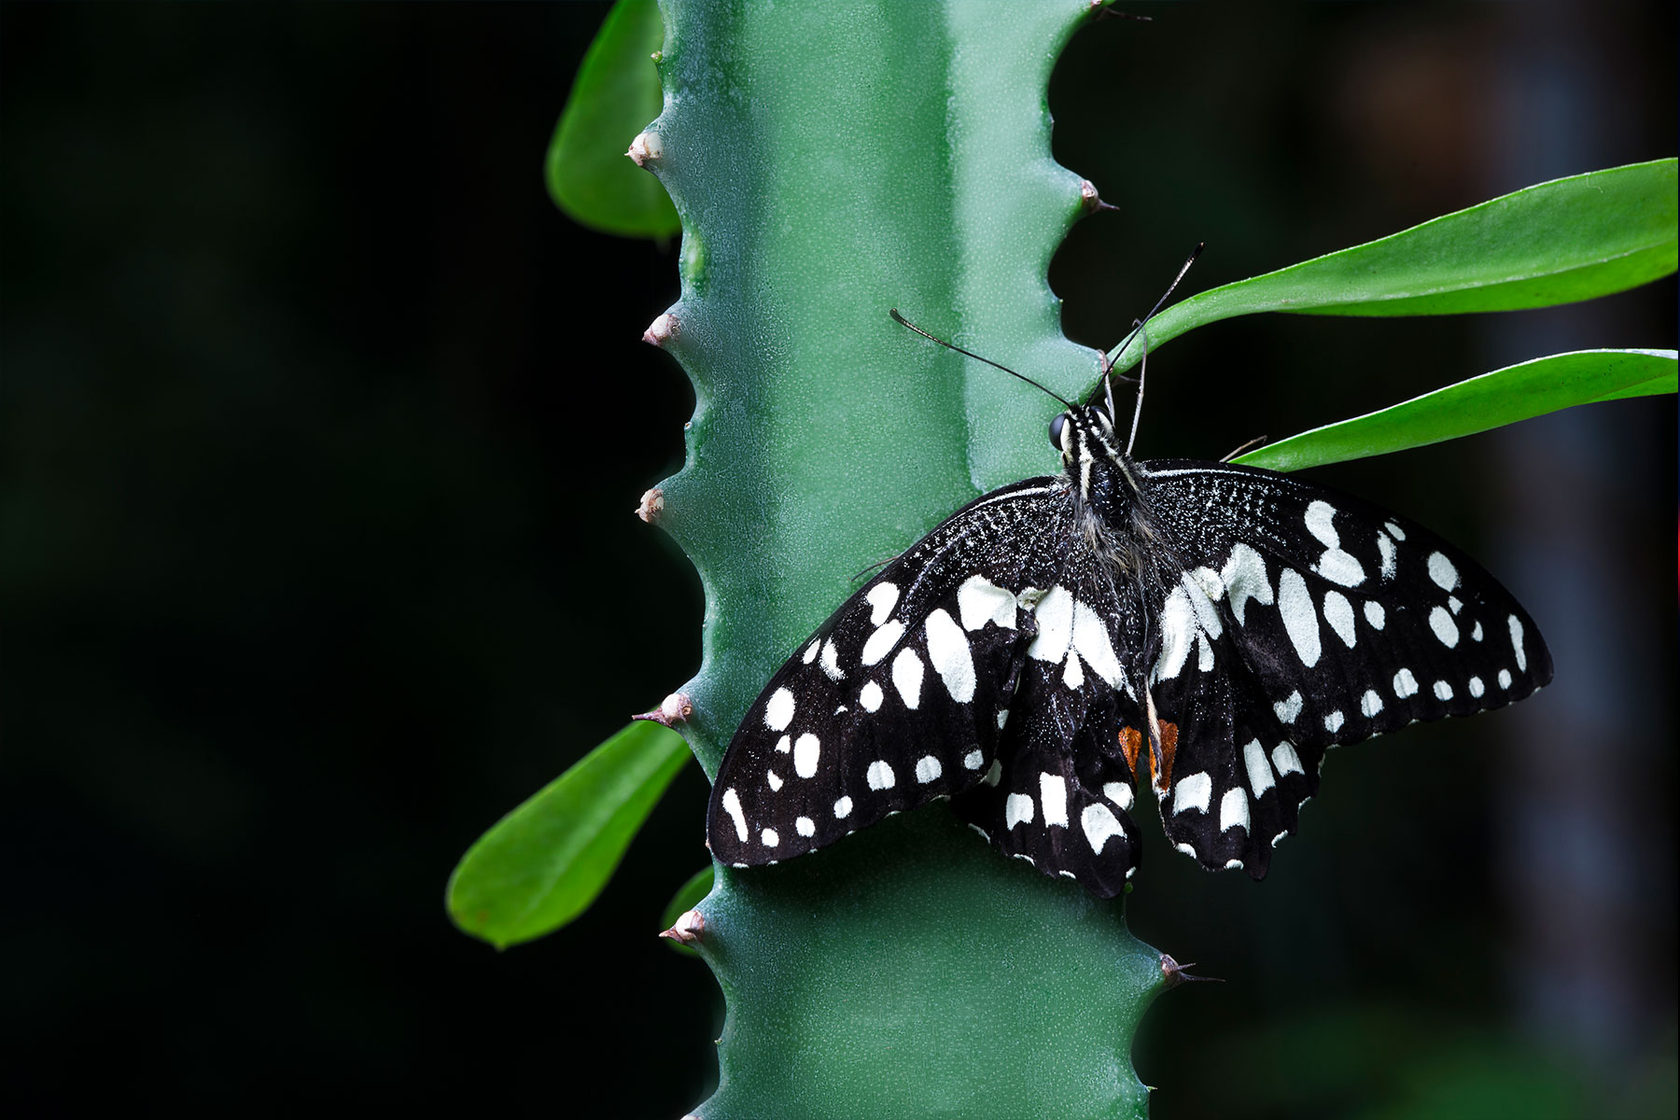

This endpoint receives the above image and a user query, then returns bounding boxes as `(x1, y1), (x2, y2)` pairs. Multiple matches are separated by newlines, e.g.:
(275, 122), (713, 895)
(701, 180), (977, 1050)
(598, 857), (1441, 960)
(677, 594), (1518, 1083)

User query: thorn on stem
(643, 312), (679, 347)
(1078, 179), (1117, 214)
(1160, 952), (1223, 988)
(634, 691), (694, 727)
(659, 908), (705, 945)
(636, 487), (665, 523)
(626, 130), (664, 167)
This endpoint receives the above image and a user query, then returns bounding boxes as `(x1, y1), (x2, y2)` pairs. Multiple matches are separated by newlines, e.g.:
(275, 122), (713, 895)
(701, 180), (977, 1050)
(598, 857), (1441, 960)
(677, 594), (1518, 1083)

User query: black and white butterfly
(705, 312), (1552, 897)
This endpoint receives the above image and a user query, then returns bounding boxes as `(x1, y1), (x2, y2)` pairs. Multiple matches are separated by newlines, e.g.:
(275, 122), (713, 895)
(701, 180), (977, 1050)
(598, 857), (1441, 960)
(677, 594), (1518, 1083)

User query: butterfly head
(1051, 403), (1137, 506)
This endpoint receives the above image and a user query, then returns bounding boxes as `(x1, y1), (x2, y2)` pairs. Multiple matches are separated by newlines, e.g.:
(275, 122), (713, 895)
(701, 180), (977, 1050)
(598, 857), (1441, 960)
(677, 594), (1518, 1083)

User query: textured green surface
(1237, 348), (1678, 473)
(445, 721), (688, 949)
(643, 1), (1163, 1116)
(1111, 159), (1679, 372)
(546, 0), (679, 238)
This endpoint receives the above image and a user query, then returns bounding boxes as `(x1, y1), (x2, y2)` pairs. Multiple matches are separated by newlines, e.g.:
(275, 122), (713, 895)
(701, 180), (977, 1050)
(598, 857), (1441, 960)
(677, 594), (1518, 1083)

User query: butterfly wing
(950, 552), (1150, 897)
(707, 478), (1075, 867)
(1134, 459), (1553, 877)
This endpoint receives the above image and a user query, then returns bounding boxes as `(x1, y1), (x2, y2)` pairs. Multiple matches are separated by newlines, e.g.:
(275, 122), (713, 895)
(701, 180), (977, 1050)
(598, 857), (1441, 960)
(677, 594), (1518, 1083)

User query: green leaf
(1235, 349), (1678, 473)
(658, 865), (713, 957)
(546, 0), (679, 239)
(1112, 159), (1679, 370)
(447, 721), (690, 949)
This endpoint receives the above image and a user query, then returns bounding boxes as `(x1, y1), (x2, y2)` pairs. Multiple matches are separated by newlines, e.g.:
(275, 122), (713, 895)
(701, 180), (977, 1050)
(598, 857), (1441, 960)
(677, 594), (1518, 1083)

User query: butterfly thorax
(1055, 405), (1158, 574)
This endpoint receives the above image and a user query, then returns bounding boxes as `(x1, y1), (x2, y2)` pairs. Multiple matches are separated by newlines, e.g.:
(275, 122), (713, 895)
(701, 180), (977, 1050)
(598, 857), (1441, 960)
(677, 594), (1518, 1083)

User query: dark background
(2, 3), (1673, 1117)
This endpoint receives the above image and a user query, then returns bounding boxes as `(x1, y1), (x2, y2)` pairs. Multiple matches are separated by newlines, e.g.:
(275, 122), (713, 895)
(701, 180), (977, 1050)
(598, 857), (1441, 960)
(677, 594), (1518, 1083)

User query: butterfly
(704, 306), (1552, 897)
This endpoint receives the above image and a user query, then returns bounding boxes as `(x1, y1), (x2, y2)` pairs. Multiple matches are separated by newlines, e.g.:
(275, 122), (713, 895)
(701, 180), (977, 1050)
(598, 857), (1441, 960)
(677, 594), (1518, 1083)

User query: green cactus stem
(639, 1), (1168, 1116)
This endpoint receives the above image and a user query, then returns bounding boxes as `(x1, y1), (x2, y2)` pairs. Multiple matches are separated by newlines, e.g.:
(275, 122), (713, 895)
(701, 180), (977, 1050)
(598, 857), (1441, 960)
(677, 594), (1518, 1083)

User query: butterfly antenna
(1114, 242), (1204, 456)
(890, 309), (1071, 409)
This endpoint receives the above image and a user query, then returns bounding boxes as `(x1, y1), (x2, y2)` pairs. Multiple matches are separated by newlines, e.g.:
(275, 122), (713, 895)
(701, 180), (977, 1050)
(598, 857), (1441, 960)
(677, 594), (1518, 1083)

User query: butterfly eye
(1049, 414), (1068, 450)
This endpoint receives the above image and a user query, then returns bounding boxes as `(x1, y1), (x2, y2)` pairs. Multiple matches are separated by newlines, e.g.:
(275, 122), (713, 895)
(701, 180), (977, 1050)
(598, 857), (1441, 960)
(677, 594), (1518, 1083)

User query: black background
(3, 3), (1674, 1117)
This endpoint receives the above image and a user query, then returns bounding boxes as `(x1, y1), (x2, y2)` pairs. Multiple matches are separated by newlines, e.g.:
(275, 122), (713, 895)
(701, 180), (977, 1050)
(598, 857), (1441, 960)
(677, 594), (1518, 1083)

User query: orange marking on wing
(1148, 720), (1180, 792)
(1119, 727), (1143, 776)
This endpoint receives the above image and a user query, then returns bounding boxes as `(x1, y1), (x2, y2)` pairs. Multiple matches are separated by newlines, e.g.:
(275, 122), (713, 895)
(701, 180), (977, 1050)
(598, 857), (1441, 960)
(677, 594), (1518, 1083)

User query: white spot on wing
(1039, 773), (1068, 827)
(1394, 668), (1419, 698)
(1509, 614), (1527, 672)
(764, 687), (795, 731)
(767, 771), (782, 791)
(1472, 620), (1483, 642)
(1221, 543), (1273, 625)
(1062, 648), (1085, 689)
(1305, 500), (1339, 547)
(1364, 600), (1386, 630)
(819, 639), (844, 681)
(1072, 600), (1125, 686)
(1219, 788), (1250, 833)
(860, 619), (905, 666)
(915, 755), (943, 784)
(760, 828), (778, 847)
(795, 816), (815, 838)
(1005, 792), (1035, 829)
(1154, 585), (1196, 681)
(1468, 676), (1485, 698)
(891, 647), (924, 709)
(1196, 633), (1214, 673)
(1272, 742), (1305, 776)
(1173, 772), (1212, 815)
(956, 574), (1016, 631)
(924, 608), (976, 703)
(1181, 572), (1223, 640)
(801, 638), (820, 665)
(963, 750), (984, 770)
(1081, 803), (1126, 853)
(1498, 668), (1512, 690)
(1324, 710), (1344, 733)
(834, 796), (853, 819)
(720, 788), (747, 842)
(1277, 569), (1322, 667)
(1384, 520), (1406, 541)
(866, 760), (895, 790)
(1323, 590), (1357, 648)
(1242, 740), (1274, 797)
(1103, 781), (1134, 811)
(859, 680), (883, 712)
(1360, 689), (1383, 718)
(865, 581), (900, 626)
(1427, 551), (1459, 591)
(1274, 690), (1303, 725)
(1377, 533), (1397, 580)
(1429, 605), (1459, 647)
(793, 733), (821, 779)
(775, 735), (791, 754)
(1026, 585), (1073, 663)
(1433, 680), (1454, 701)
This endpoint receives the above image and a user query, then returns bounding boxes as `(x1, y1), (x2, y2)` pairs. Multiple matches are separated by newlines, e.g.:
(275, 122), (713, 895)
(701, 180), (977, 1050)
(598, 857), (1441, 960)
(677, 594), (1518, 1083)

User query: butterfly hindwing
(953, 558), (1150, 897)
(706, 479), (1075, 867)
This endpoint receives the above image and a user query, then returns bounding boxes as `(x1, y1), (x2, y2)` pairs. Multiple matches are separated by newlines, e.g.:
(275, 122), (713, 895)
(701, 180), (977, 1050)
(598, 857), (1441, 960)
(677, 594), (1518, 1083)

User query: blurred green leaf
(1113, 159), (1678, 370)
(1234, 348), (1676, 473)
(658, 865), (713, 957)
(448, 721), (690, 949)
(546, 0), (678, 238)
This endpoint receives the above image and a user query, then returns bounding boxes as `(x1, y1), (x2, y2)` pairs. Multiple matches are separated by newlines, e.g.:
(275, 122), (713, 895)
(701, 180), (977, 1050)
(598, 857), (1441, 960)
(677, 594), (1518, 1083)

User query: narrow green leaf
(1113, 159), (1678, 370)
(1234, 349), (1677, 473)
(658, 865), (714, 957)
(546, 0), (679, 239)
(447, 721), (690, 949)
